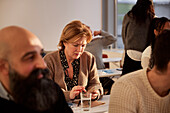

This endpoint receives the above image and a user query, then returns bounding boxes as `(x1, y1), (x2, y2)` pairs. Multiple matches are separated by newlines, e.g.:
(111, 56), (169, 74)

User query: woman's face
(64, 36), (87, 62)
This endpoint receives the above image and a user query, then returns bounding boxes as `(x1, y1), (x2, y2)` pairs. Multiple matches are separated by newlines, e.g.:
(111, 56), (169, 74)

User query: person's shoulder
(82, 51), (94, 57)
(89, 37), (102, 43)
(115, 69), (146, 86)
(124, 13), (128, 17)
(45, 50), (58, 57)
(0, 97), (34, 113)
(44, 50), (59, 59)
(123, 13), (132, 24)
(0, 97), (11, 105)
(124, 13), (131, 19)
(81, 51), (96, 62)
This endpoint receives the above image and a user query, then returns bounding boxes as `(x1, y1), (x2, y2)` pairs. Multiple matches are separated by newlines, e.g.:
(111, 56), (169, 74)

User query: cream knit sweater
(109, 68), (170, 113)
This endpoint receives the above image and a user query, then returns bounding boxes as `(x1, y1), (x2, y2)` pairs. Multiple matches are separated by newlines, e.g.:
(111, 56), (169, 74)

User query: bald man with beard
(0, 26), (73, 113)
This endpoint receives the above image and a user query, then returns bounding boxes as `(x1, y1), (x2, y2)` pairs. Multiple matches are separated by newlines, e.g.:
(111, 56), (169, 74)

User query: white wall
(154, 4), (170, 19)
(0, 0), (102, 51)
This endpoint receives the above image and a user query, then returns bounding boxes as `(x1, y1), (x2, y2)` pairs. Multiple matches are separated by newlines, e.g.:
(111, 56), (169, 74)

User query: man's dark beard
(9, 67), (58, 112)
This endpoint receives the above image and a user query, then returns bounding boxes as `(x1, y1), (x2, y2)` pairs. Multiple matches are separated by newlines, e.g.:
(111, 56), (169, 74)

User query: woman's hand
(69, 86), (86, 100)
(91, 89), (100, 100)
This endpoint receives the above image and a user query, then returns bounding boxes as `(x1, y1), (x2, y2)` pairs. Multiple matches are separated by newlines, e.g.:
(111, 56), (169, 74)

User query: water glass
(80, 92), (91, 112)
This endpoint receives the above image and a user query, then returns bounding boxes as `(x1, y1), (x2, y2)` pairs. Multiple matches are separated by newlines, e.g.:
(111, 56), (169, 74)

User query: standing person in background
(141, 17), (170, 69)
(121, 0), (155, 75)
(0, 26), (73, 113)
(44, 20), (103, 102)
(85, 28), (117, 95)
(85, 29), (117, 69)
(109, 30), (170, 113)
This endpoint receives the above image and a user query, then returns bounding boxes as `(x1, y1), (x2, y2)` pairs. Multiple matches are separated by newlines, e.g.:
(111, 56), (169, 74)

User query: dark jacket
(0, 82), (73, 113)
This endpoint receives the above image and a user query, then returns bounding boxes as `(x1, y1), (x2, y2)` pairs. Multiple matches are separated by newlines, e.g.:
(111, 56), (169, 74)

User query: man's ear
(0, 59), (9, 75)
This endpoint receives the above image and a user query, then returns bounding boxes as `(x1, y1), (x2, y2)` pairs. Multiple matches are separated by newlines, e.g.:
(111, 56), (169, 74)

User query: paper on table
(91, 101), (105, 107)
(103, 69), (115, 73)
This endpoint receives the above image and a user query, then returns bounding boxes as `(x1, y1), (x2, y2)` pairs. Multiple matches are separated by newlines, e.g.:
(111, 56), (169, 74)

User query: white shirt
(0, 82), (13, 100)
(141, 46), (152, 68)
(141, 46), (151, 59)
(127, 50), (142, 61)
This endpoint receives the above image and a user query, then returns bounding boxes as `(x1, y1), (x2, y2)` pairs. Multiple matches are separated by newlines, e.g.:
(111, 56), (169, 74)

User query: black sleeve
(54, 83), (73, 113)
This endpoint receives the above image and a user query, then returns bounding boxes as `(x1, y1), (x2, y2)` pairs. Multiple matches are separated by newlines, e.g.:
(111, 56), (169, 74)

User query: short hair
(153, 30), (170, 72)
(58, 20), (92, 49)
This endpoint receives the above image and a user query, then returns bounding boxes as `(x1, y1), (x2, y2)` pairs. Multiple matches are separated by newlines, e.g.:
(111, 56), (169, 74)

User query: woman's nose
(77, 45), (82, 52)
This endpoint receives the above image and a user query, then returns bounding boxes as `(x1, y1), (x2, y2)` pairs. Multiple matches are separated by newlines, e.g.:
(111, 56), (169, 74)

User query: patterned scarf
(59, 49), (80, 91)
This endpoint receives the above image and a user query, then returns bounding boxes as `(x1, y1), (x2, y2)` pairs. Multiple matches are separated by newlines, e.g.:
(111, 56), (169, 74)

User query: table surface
(102, 57), (121, 63)
(98, 68), (122, 77)
(70, 95), (110, 113)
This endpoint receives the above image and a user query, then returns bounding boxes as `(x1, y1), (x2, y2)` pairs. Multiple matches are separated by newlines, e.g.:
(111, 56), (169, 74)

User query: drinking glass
(80, 92), (91, 112)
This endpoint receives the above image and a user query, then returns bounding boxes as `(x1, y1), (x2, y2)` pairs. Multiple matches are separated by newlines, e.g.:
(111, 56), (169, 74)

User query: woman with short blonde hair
(44, 20), (103, 101)
(58, 20), (92, 49)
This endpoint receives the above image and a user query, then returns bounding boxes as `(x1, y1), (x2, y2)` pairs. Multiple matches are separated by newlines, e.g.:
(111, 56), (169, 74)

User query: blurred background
(0, 0), (169, 51)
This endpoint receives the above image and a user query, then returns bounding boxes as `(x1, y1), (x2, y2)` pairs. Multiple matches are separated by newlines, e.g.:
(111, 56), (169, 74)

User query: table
(102, 57), (121, 63)
(70, 95), (110, 113)
(102, 57), (121, 68)
(98, 69), (122, 78)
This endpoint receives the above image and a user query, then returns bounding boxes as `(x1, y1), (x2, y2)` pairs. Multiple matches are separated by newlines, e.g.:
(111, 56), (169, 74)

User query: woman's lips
(75, 53), (79, 56)
(74, 53), (81, 56)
